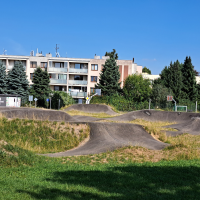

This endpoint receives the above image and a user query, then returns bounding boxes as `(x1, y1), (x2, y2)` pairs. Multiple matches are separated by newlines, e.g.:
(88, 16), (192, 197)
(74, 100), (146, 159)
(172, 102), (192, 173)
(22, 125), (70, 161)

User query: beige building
(0, 53), (142, 101)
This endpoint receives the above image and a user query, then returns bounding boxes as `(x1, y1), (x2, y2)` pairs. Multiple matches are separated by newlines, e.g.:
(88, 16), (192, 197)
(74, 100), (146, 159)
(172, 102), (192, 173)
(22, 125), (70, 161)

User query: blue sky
(0, 0), (200, 74)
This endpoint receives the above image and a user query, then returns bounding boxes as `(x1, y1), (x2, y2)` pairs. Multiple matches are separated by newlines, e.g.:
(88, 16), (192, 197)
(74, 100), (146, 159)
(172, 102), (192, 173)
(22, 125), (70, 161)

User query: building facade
(0, 53), (142, 101)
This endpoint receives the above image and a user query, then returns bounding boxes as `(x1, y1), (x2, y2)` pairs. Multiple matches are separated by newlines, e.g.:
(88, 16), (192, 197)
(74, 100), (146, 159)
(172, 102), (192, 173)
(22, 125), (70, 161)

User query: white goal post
(176, 106), (187, 112)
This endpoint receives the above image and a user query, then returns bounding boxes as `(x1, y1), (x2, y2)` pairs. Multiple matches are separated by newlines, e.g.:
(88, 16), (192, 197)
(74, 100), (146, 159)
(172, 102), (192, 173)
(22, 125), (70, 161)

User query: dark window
(91, 76), (97, 82)
(91, 64), (98, 71)
(74, 75), (83, 80)
(30, 62), (37, 68)
(54, 86), (64, 91)
(41, 62), (47, 68)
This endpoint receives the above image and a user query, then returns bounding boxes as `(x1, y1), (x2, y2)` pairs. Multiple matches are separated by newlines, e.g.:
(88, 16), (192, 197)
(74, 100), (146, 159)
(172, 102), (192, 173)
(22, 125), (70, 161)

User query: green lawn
(0, 158), (200, 200)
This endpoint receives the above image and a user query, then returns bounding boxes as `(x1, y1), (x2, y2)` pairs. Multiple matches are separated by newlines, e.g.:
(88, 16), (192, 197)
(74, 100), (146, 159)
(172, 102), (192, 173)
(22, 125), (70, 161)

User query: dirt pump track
(0, 106), (200, 156)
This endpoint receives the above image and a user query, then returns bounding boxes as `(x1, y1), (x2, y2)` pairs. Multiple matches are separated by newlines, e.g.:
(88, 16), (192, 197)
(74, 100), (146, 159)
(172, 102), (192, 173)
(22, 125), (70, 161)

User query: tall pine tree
(0, 61), (7, 94)
(181, 56), (197, 101)
(30, 67), (51, 107)
(96, 50), (121, 95)
(7, 61), (29, 102)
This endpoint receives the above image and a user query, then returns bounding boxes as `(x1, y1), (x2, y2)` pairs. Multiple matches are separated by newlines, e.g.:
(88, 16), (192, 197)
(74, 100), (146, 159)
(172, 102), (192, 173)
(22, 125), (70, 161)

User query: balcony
(7, 65), (26, 71)
(48, 67), (68, 73)
(69, 92), (87, 97)
(68, 80), (87, 85)
(68, 68), (88, 73)
(50, 79), (67, 84)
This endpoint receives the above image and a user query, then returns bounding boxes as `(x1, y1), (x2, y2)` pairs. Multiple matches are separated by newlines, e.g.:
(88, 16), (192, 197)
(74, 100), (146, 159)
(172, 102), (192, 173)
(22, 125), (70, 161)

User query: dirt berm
(0, 107), (76, 122)
(43, 122), (168, 157)
(109, 110), (200, 123)
(166, 117), (200, 136)
(65, 104), (117, 115)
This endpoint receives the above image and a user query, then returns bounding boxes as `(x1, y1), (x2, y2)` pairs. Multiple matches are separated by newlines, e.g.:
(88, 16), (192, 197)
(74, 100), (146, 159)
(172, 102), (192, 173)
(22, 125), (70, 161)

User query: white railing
(68, 68), (88, 73)
(68, 80), (87, 85)
(48, 67), (68, 73)
(7, 65), (26, 70)
(69, 92), (87, 97)
(50, 79), (67, 84)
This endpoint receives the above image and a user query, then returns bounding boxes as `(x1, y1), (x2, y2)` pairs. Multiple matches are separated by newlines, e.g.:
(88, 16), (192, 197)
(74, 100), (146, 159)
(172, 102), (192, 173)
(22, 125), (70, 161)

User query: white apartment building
(0, 52), (142, 101)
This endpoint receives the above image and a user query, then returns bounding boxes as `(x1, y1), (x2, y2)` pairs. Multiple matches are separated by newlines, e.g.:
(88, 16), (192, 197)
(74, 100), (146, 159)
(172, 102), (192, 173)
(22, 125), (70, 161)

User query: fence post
(149, 99), (151, 110)
(196, 101), (197, 113)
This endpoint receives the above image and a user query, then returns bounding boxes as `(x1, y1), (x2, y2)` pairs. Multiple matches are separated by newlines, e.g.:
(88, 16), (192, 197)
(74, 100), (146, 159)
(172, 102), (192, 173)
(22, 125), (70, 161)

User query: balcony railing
(50, 79), (67, 84)
(68, 80), (87, 85)
(69, 92), (87, 97)
(68, 68), (88, 73)
(7, 65), (26, 70)
(48, 67), (68, 73)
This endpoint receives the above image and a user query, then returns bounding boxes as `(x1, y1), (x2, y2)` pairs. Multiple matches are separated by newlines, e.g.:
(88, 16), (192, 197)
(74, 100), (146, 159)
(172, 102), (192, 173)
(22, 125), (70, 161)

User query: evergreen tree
(96, 50), (121, 95)
(0, 61), (7, 94)
(142, 66), (151, 74)
(168, 60), (183, 102)
(7, 61), (29, 102)
(123, 74), (152, 102)
(159, 61), (183, 102)
(30, 67), (51, 107)
(105, 49), (118, 60)
(181, 56), (197, 101)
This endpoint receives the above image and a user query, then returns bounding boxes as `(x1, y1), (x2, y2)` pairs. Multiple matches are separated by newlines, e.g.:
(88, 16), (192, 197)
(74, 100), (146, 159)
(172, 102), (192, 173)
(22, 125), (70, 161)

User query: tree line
(94, 50), (200, 110)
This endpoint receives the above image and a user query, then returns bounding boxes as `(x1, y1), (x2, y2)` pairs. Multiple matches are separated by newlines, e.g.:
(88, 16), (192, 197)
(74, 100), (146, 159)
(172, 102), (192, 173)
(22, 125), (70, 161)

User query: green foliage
(96, 50), (121, 95)
(142, 66), (151, 74)
(181, 56), (197, 101)
(159, 58), (198, 102)
(91, 95), (149, 111)
(151, 84), (173, 105)
(0, 61), (7, 94)
(51, 91), (74, 109)
(105, 49), (118, 60)
(30, 67), (51, 107)
(123, 74), (152, 102)
(7, 61), (29, 103)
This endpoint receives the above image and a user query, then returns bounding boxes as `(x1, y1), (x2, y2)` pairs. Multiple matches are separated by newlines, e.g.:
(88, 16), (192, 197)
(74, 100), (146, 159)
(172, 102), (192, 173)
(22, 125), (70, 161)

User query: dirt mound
(43, 122), (169, 157)
(65, 104), (117, 115)
(166, 117), (200, 135)
(110, 110), (200, 123)
(0, 108), (76, 122)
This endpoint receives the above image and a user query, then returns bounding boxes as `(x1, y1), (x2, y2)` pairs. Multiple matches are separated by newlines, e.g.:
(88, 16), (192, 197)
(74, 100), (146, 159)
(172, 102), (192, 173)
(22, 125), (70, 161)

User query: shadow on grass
(18, 164), (200, 199)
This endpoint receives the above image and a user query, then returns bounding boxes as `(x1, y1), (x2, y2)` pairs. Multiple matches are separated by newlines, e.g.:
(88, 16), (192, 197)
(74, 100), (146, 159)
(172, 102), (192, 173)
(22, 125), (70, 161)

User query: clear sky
(0, 0), (200, 74)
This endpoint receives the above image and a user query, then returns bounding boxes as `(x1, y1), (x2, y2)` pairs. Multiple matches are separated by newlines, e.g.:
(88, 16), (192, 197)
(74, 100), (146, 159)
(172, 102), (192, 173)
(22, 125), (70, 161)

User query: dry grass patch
(0, 118), (90, 154)
(65, 110), (116, 118)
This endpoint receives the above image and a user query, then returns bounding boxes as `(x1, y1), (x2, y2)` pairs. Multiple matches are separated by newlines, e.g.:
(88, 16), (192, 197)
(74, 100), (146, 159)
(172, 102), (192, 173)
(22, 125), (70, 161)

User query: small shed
(0, 94), (21, 107)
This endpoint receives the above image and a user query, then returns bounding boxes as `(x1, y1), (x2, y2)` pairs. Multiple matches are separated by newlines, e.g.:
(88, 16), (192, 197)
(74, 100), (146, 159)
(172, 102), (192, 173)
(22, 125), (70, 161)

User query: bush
(51, 91), (74, 109)
(90, 95), (149, 111)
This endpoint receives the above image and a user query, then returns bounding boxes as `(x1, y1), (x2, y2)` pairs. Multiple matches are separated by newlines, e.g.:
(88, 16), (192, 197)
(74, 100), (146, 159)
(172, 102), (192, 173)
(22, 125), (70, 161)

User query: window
(58, 74), (67, 80)
(90, 88), (96, 94)
(91, 64), (98, 71)
(30, 62), (37, 68)
(55, 62), (64, 68)
(74, 75), (83, 80)
(54, 86), (64, 91)
(91, 76), (97, 82)
(30, 73), (34, 80)
(41, 62), (47, 68)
